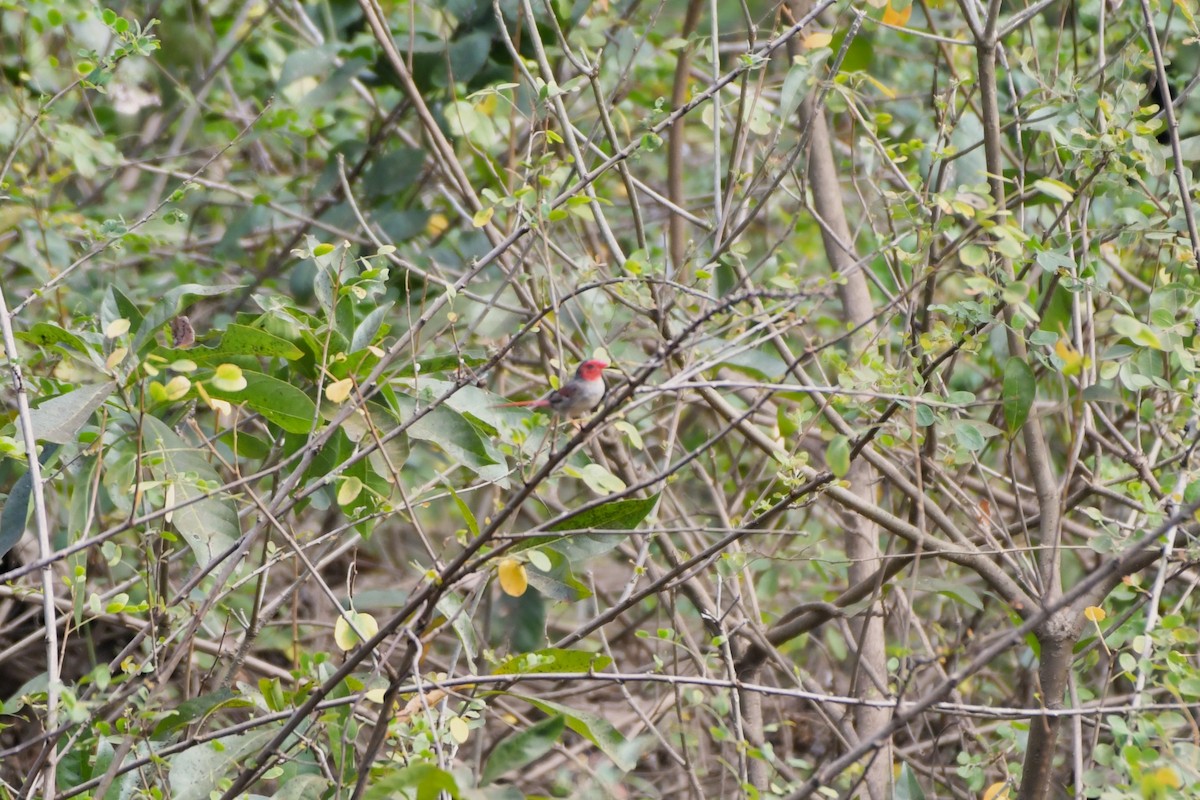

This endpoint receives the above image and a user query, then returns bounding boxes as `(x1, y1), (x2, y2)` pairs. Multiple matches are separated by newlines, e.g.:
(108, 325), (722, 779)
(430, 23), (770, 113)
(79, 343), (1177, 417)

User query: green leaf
(0, 673), (49, 715)
(363, 148), (426, 198)
(167, 730), (274, 800)
(777, 405), (799, 438)
(278, 45), (336, 88)
(396, 380), (513, 480)
(894, 762), (927, 800)
(16, 323), (91, 357)
(205, 371), (316, 434)
(505, 495), (660, 563)
(548, 495), (659, 533)
(917, 577), (984, 612)
(481, 715), (566, 785)
(218, 428), (270, 460)
(915, 404), (935, 426)
(1032, 177), (1074, 203)
(1036, 250), (1076, 272)
(0, 468), (32, 560)
(826, 435), (850, 477)
(207, 324), (303, 361)
(142, 416), (241, 567)
(448, 486), (479, 537)
(506, 589), (546, 652)
(524, 549), (592, 602)
(270, 775), (329, 800)
(101, 285), (144, 334)
(363, 764), (459, 800)
(436, 593), (478, 670)
(779, 59), (815, 121)
(959, 244), (988, 267)
(563, 463), (626, 494)
(351, 301), (393, 352)
(1111, 315), (1141, 340)
(152, 689), (253, 739)
(21, 382), (115, 445)
(402, 403), (497, 473)
(953, 421), (988, 451)
(493, 648), (612, 676)
(390, 351), (489, 378)
(717, 347), (791, 383)
(508, 694), (635, 772)
(1111, 314), (1163, 349)
(1132, 326), (1164, 351)
(1002, 357), (1035, 437)
(0, 445), (59, 560)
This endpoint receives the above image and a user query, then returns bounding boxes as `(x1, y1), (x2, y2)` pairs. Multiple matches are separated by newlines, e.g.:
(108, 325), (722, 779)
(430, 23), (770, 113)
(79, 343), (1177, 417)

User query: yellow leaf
(1055, 339), (1083, 376)
(334, 611), (379, 651)
(472, 207), (495, 228)
(164, 375), (191, 401)
(1033, 177), (1074, 203)
(426, 213), (450, 236)
(212, 363), (247, 392)
(882, 0), (913, 26)
(982, 783), (1010, 800)
(802, 31), (833, 49)
(1173, 0), (1195, 26)
(1142, 766), (1181, 793)
(398, 689), (449, 722)
(449, 716), (470, 744)
(106, 347), (127, 370)
(105, 318), (130, 338)
(498, 558), (528, 597)
(862, 74), (897, 100)
(325, 377), (354, 403)
(1084, 606), (1106, 622)
(196, 381), (232, 416)
(337, 476), (363, 506)
(614, 420), (644, 450)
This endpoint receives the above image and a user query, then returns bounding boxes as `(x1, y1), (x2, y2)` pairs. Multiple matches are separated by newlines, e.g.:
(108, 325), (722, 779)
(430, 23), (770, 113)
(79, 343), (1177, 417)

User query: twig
(0, 284), (60, 799)
(1137, 0), (1200, 264)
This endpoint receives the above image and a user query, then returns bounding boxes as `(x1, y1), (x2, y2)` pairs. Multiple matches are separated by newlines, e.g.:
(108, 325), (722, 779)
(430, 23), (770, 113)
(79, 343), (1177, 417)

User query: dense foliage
(3, 0), (1200, 798)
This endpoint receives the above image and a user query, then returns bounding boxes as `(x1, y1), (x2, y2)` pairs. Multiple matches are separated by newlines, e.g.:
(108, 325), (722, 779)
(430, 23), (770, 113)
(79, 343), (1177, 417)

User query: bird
(500, 360), (610, 417)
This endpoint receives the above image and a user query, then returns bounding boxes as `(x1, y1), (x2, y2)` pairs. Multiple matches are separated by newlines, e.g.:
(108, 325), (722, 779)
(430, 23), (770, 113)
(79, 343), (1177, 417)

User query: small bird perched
(500, 360), (609, 417)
